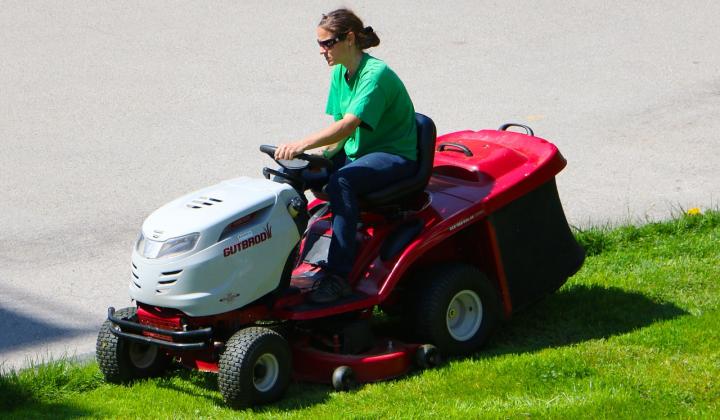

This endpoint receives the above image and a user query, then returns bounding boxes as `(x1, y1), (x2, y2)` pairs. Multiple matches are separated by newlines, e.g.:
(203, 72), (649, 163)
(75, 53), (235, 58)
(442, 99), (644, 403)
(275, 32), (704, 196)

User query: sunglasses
(317, 32), (348, 49)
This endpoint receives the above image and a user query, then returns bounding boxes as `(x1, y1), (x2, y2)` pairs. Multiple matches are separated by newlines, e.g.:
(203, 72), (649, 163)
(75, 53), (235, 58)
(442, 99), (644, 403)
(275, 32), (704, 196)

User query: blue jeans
(299, 151), (418, 277)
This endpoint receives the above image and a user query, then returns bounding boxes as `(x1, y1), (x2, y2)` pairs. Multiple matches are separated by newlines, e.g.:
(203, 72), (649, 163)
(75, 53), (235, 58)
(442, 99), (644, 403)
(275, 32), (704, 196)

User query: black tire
(96, 307), (171, 383)
(413, 264), (501, 356)
(331, 365), (357, 391)
(267, 321), (294, 341)
(218, 327), (292, 408)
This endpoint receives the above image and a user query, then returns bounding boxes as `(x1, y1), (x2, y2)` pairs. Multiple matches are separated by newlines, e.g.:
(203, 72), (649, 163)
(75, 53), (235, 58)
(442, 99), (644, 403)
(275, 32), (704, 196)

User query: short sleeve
(325, 67), (343, 120)
(345, 76), (386, 130)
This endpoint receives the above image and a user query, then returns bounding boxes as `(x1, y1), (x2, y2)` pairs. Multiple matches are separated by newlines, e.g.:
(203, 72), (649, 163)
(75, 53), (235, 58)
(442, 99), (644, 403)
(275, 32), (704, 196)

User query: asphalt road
(1, 1), (719, 371)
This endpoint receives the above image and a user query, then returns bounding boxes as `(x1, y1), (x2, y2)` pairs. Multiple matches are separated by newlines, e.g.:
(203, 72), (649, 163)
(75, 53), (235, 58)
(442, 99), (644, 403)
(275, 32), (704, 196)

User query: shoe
(308, 273), (352, 304)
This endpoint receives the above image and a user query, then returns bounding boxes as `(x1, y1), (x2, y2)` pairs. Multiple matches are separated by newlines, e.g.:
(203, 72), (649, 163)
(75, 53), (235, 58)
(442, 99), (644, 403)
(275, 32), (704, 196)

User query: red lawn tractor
(97, 114), (584, 408)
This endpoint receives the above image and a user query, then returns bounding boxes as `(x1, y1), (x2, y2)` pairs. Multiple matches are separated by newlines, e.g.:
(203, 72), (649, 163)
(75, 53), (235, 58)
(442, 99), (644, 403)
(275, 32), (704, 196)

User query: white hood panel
(142, 177), (286, 242)
(130, 176), (303, 316)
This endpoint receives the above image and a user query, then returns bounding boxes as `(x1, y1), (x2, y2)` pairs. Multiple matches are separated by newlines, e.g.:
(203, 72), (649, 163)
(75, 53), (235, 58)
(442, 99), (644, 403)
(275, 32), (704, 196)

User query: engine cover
(129, 177), (301, 316)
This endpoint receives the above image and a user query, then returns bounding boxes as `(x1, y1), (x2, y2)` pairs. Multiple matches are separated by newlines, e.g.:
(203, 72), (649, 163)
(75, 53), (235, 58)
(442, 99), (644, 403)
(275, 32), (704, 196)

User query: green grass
(2, 211), (719, 419)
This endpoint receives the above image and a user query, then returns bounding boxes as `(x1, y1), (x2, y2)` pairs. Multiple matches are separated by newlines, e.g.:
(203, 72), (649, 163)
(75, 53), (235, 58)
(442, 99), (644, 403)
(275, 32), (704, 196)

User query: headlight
(135, 232), (146, 253)
(135, 232), (200, 259)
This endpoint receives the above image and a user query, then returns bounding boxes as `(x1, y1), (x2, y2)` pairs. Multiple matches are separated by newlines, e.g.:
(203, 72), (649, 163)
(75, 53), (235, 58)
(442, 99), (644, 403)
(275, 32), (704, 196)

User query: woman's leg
(324, 152), (418, 277)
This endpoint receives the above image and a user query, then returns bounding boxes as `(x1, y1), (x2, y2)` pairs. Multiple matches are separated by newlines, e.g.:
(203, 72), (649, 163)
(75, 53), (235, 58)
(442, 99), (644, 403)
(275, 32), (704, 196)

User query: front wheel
(218, 327), (292, 408)
(413, 264), (501, 356)
(96, 307), (171, 383)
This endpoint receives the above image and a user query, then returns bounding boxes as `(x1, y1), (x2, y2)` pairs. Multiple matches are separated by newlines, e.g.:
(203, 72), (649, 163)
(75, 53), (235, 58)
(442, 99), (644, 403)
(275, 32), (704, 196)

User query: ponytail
(357, 26), (380, 49)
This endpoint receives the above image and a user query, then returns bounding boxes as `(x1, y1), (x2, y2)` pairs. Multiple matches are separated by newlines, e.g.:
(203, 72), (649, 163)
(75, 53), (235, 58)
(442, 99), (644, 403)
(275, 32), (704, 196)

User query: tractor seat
(312, 113), (437, 208)
(359, 113), (437, 208)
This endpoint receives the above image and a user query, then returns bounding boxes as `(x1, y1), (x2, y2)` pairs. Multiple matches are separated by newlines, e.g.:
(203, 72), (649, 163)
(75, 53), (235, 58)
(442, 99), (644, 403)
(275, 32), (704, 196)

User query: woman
(275, 9), (418, 303)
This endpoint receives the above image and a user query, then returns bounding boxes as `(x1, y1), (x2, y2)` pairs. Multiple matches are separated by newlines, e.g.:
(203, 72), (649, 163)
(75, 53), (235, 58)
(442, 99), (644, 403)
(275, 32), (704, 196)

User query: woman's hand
(275, 114), (360, 160)
(274, 142), (307, 160)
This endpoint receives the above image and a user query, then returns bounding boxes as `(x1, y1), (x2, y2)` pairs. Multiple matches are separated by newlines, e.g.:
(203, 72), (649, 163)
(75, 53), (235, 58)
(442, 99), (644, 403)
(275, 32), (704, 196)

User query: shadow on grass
(156, 284), (687, 413)
(487, 284), (688, 354)
(374, 284), (687, 359)
(0, 374), (93, 419)
(152, 368), (226, 406)
(0, 401), (92, 420)
(153, 364), (333, 411)
(252, 382), (333, 413)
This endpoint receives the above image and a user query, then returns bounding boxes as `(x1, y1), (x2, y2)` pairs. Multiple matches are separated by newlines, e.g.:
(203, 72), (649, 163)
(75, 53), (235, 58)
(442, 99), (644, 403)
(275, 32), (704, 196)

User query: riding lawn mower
(96, 114), (585, 408)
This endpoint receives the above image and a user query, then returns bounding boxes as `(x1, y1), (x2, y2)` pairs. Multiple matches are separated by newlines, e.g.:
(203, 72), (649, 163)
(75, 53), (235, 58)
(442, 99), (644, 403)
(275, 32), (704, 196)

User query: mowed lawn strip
(2, 211), (719, 419)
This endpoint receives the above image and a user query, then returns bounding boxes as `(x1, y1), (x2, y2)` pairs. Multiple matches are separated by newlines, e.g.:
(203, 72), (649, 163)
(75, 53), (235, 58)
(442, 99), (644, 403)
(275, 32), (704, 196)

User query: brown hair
(319, 9), (380, 50)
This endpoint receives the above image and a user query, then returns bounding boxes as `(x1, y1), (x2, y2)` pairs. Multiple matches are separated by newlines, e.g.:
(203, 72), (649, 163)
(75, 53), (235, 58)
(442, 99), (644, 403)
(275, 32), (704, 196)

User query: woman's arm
(275, 114), (361, 160)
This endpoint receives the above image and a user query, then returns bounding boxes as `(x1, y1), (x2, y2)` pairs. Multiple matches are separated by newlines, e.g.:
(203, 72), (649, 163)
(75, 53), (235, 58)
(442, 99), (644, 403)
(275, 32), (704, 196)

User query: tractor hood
(130, 176), (302, 316)
(142, 177), (284, 243)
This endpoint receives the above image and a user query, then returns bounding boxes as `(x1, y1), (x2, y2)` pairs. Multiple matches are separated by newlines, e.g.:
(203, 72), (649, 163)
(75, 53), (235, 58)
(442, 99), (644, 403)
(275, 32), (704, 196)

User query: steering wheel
(259, 145), (334, 171)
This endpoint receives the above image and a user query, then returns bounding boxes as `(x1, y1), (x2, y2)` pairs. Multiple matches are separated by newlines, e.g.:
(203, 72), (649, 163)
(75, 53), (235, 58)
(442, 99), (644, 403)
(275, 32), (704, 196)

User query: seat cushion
(360, 113), (436, 207)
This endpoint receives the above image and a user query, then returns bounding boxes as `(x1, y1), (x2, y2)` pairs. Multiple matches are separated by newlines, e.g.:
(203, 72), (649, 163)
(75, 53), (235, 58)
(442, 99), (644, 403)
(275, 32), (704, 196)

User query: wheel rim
(446, 290), (483, 341)
(128, 342), (158, 369)
(253, 353), (279, 392)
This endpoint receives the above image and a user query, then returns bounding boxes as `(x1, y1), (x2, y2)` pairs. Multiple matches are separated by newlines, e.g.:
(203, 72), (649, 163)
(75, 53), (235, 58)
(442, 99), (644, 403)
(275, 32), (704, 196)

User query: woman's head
(318, 9), (379, 50)
(317, 9), (379, 66)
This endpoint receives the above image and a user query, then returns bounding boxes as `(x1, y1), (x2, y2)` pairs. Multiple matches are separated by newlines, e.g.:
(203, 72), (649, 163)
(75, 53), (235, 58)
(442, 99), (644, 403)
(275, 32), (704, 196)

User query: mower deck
(292, 338), (419, 384)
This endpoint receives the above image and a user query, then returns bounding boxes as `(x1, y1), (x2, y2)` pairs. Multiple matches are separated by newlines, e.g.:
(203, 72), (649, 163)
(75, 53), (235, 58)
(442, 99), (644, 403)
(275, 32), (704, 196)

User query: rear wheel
(96, 307), (171, 383)
(218, 327), (292, 408)
(413, 264), (501, 356)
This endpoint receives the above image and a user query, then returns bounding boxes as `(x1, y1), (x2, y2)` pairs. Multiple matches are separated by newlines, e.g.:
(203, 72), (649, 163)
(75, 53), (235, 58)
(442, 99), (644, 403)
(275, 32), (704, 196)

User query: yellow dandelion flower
(687, 207), (702, 216)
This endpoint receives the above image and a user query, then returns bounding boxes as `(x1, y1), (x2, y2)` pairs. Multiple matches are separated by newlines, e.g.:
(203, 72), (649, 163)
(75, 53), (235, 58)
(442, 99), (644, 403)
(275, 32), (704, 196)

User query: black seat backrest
(361, 113), (437, 207)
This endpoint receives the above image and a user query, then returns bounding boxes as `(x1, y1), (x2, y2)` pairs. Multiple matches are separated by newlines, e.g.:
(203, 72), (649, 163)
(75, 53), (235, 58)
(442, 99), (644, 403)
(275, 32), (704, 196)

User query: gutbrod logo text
(223, 224), (272, 257)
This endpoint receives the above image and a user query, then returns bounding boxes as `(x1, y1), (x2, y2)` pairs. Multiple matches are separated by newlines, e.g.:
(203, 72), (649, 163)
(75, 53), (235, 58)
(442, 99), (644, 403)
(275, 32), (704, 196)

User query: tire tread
(218, 327), (291, 408)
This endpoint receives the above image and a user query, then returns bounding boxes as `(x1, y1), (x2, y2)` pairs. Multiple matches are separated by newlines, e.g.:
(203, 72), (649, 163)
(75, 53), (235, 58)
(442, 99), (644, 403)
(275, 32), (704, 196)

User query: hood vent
(161, 269), (183, 276)
(186, 196), (223, 209)
(158, 279), (177, 285)
(157, 269), (182, 287)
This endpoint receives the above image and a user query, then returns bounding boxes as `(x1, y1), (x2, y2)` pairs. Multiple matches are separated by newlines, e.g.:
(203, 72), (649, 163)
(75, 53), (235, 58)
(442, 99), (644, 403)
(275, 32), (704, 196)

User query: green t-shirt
(325, 53), (417, 161)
